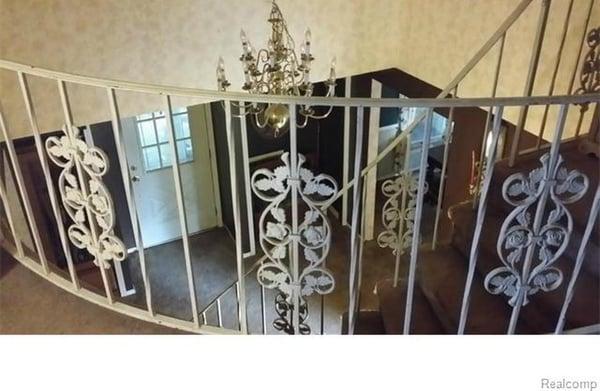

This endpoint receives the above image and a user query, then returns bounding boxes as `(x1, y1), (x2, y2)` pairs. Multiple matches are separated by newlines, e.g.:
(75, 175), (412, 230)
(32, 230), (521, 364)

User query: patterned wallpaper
(0, 0), (598, 138)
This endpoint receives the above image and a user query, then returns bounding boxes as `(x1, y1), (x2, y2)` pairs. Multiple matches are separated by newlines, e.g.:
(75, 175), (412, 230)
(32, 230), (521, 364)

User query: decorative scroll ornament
(377, 172), (428, 254)
(484, 153), (588, 306)
(251, 152), (337, 334)
(45, 125), (126, 269)
(575, 27), (600, 110)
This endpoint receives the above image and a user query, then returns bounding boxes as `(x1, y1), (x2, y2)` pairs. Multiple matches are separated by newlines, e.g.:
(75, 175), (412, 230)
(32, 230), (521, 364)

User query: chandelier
(216, 0), (337, 138)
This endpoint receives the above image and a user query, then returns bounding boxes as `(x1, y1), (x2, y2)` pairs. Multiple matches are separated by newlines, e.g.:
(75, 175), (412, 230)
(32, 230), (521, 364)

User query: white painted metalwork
(0, 173), (23, 257)
(458, 105), (505, 334)
(163, 95), (200, 326)
(554, 185), (600, 334)
(2, 0), (600, 336)
(239, 103), (256, 258)
(484, 105), (589, 333)
(403, 109), (434, 334)
(224, 101), (249, 333)
(536, 0), (573, 147)
(45, 122), (125, 300)
(251, 148), (337, 333)
(431, 86), (457, 249)
(17, 72), (79, 287)
(348, 106), (365, 334)
(377, 143), (429, 288)
(508, 0), (551, 167)
(107, 88), (153, 314)
(0, 105), (50, 274)
(341, 76), (352, 227)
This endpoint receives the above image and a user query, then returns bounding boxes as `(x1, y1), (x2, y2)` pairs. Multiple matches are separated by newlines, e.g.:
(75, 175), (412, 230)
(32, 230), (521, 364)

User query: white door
(122, 104), (220, 248)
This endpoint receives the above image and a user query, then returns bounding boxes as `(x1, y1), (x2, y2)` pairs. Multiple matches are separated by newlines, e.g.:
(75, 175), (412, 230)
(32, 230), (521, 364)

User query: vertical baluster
(432, 87), (458, 249)
(348, 106), (365, 335)
(507, 104), (569, 334)
(0, 172), (23, 257)
(458, 106), (505, 334)
(239, 102), (256, 258)
(555, 185), (600, 334)
(260, 284), (267, 334)
(163, 95), (199, 326)
(18, 72), (79, 282)
(567, 0), (594, 96)
(508, 0), (550, 167)
(571, 0), (595, 138)
(216, 297), (224, 328)
(223, 100), (248, 333)
(0, 103), (50, 274)
(57, 80), (113, 302)
(393, 130), (412, 286)
(288, 104), (301, 335)
(341, 77), (352, 227)
(536, 0), (573, 147)
(474, 32), (505, 206)
(18, 73), (79, 287)
(403, 108), (433, 334)
(107, 88), (153, 315)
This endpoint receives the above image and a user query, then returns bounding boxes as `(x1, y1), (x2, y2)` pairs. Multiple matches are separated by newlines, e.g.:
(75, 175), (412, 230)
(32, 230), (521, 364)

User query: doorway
(121, 104), (221, 248)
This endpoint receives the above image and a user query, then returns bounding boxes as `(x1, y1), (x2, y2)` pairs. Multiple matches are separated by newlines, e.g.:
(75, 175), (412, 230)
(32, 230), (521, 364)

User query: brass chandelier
(216, 0), (337, 138)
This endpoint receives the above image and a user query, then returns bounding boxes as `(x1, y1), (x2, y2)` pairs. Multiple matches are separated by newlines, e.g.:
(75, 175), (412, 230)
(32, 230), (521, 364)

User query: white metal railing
(0, 0), (598, 335)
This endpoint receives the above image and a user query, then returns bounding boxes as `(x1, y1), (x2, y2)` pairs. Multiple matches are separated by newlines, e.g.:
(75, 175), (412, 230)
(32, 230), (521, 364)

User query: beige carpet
(0, 251), (182, 334)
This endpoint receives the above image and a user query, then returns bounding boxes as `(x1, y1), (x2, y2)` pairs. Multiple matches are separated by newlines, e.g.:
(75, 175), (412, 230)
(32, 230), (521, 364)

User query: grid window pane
(159, 143), (172, 166)
(142, 146), (161, 171)
(138, 121), (157, 146)
(173, 106), (187, 114)
(155, 117), (168, 143)
(177, 139), (193, 163)
(173, 114), (190, 139)
(137, 113), (152, 120)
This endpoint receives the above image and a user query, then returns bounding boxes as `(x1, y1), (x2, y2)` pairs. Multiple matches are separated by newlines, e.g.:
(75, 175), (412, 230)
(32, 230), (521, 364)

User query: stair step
(341, 311), (386, 334)
(416, 244), (557, 334)
(449, 201), (600, 331)
(375, 278), (445, 334)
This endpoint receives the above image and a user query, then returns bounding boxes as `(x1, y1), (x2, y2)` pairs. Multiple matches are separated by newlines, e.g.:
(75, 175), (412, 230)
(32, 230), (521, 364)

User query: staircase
(347, 140), (600, 334)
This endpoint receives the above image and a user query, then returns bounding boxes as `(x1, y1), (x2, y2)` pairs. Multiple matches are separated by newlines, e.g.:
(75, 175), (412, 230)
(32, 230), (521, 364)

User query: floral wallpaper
(0, 0), (598, 138)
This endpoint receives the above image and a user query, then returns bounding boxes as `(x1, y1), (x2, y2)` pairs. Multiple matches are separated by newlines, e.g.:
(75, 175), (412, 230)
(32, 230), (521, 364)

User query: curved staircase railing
(1, 0), (598, 334)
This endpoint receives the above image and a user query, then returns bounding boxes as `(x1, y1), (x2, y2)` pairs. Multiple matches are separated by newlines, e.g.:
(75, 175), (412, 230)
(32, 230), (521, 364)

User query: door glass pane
(138, 121), (156, 146)
(155, 117), (168, 143)
(159, 143), (172, 166)
(173, 114), (190, 139)
(142, 146), (161, 171)
(177, 139), (193, 163)
(173, 106), (187, 114)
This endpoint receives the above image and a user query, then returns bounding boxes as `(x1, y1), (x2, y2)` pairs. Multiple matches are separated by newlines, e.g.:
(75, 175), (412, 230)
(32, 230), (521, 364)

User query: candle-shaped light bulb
(240, 29), (248, 44)
(329, 56), (336, 80)
(304, 28), (311, 57)
(217, 57), (225, 73)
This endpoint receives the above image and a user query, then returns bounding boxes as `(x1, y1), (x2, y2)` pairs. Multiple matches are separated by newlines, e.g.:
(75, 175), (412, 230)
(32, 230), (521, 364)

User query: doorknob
(131, 175), (141, 183)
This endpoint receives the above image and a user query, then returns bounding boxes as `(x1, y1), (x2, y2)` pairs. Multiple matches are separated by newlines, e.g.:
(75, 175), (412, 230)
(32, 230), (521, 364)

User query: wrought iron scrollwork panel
(45, 125), (126, 269)
(377, 172), (428, 254)
(251, 152), (337, 334)
(484, 153), (588, 306)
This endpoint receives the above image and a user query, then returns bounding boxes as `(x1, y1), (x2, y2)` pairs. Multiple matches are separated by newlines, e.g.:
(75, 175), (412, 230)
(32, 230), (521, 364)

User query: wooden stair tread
(341, 311), (386, 334)
(375, 278), (445, 334)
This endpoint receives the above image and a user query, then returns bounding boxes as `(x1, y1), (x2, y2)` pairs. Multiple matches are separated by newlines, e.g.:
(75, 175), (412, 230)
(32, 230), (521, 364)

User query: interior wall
(0, 0), (403, 137)
(397, 0), (600, 140)
(1, 0), (597, 140)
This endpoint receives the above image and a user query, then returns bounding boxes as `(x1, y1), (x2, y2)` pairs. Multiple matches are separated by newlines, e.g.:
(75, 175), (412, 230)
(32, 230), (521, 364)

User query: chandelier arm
(296, 112), (310, 129)
(254, 112), (270, 129)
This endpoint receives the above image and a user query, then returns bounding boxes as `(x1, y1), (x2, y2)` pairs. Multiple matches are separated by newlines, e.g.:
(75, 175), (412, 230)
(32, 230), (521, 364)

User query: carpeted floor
(0, 251), (182, 334)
